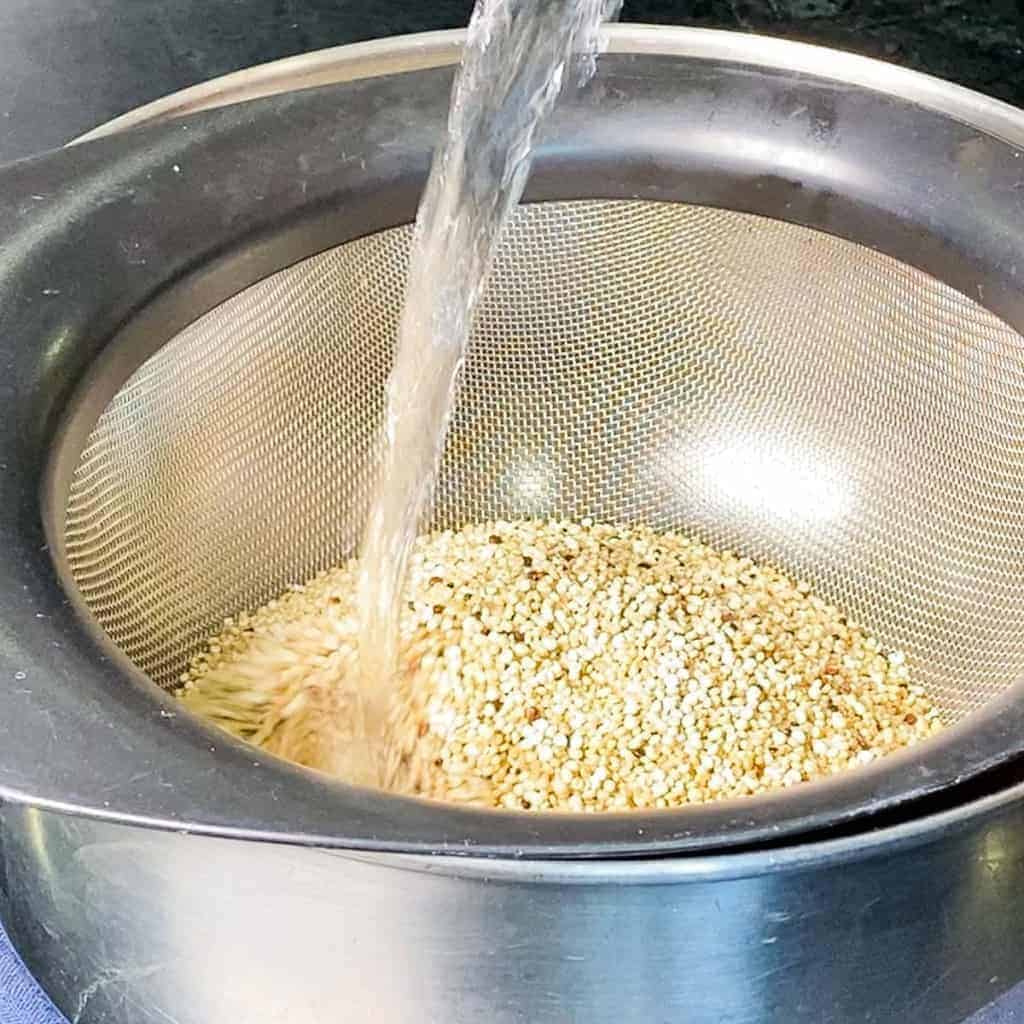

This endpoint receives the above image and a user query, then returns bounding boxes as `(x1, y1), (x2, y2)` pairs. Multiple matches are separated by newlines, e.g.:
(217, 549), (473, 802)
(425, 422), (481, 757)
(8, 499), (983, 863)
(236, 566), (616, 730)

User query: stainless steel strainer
(13, 30), (1024, 1024)
(64, 197), (1024, 734)
(7, 26), (1024, 860)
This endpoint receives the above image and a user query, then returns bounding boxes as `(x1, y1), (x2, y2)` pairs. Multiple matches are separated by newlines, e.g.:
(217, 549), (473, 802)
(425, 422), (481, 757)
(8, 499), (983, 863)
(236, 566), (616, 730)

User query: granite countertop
(0, 0), (1021, 165)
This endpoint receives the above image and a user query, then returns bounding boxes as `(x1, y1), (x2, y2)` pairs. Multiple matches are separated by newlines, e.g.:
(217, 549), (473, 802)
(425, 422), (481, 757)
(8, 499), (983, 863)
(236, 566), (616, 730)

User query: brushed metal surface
(2, 798), (1024, 1023)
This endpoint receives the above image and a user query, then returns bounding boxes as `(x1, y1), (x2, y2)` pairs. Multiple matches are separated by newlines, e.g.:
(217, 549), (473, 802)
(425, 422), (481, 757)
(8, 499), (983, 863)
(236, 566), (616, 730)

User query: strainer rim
(72, 25), (1024, 152)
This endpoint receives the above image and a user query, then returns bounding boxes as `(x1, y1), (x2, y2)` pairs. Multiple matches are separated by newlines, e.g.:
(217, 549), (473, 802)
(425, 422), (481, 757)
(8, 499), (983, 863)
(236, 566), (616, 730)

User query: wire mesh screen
(63, 199), (1024, 723)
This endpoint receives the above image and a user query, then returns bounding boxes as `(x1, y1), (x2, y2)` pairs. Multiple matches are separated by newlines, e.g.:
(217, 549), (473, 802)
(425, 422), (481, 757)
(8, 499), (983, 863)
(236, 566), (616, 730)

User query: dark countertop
(0, 0), (1022, 165)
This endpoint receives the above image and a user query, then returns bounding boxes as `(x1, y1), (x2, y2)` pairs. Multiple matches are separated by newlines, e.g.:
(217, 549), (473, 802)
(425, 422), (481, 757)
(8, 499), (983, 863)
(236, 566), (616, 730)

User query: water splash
(346, 0), (622, 784)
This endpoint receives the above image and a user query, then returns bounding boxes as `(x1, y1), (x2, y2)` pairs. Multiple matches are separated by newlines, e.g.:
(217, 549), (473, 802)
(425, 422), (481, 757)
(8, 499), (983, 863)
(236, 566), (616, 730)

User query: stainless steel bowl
(4, 26), (1024, 1023)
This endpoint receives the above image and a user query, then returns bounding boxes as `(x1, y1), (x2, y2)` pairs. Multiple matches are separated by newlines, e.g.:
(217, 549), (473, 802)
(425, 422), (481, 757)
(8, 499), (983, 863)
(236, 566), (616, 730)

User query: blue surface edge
(0, 922), (65, 1024)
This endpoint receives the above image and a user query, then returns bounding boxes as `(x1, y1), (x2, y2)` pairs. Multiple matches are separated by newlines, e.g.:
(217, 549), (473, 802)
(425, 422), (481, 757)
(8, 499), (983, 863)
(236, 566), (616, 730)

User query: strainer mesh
(63, 200), (1024, 721)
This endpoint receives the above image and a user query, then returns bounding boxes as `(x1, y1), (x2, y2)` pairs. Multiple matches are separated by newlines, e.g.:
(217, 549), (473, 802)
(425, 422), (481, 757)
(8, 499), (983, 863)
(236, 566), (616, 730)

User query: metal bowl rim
(73, 25), (1024, 150)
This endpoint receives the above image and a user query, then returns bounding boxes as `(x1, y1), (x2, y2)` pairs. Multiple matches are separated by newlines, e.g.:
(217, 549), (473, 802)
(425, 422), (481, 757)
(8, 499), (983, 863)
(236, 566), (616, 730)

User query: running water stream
(348, 0), (622, 785)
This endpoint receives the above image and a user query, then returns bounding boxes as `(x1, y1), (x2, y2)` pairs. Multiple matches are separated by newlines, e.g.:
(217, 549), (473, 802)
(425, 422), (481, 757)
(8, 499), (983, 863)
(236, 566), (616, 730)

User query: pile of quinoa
(178, 519), (942, 811)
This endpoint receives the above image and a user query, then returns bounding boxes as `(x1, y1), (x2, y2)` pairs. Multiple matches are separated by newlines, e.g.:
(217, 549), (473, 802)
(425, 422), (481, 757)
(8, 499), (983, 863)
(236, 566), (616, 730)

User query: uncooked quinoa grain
(178, 519), (942, 811)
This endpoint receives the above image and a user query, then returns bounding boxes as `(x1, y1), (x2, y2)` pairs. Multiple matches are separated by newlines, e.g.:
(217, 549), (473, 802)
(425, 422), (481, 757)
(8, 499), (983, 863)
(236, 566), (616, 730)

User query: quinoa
(178, 519), (942, 811)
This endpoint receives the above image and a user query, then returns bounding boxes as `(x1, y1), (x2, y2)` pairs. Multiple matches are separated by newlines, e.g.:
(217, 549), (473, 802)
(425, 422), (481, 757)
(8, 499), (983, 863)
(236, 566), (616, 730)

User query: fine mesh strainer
(8, 27), (1024, 856)
(64, 199), (1024, 731)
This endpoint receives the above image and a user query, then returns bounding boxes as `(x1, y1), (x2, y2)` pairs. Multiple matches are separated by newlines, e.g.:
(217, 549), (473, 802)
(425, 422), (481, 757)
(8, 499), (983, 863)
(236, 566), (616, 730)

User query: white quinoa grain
(179, 519), (942, 811)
